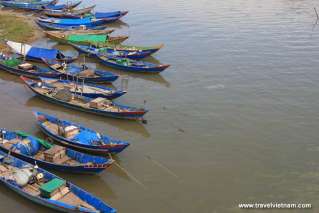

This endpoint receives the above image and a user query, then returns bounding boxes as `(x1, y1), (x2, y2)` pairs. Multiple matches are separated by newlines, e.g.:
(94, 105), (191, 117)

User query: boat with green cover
(45, 31), (128, 46)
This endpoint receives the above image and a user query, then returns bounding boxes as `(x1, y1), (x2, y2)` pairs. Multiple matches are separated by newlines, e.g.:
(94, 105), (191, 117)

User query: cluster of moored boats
(0, 0), (164, 212)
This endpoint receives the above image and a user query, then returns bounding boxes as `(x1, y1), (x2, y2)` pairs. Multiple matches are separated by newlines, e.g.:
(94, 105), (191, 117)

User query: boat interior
(0, 158), (96, 211)
(0, 134), (80, 166)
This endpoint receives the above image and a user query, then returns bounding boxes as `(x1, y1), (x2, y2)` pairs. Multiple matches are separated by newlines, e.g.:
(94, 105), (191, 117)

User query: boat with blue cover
(43, 59), (119, 83)
(33, 111), (130, 155)
(43, 0), (81, 10)
(22, 77), (148, 121)
(36, 20), (108, 31)
(0, 129), (113, 174)
(6, 41), (77, 63)
(0, 54), (61, 79)
(37, 16), (121, 28)
(0, 149), (117, 212)
(39, 77), (127, 99)
(70, 43), (162, 60)
(97, 55), (170, 73)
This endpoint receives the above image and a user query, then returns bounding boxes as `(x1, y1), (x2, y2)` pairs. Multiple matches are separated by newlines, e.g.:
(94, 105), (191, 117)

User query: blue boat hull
(97, 57), (170, 73)
(39, 125), (129, 155)
(0, 62), (61, 79)
(36, 20), (107, 31)
(73, 44), (158, 60)
(0, 152), (117, 212)
(0, 145), (107, 174)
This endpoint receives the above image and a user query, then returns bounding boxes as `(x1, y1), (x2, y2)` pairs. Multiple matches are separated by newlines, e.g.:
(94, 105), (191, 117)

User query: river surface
(1, 0), (319, 212)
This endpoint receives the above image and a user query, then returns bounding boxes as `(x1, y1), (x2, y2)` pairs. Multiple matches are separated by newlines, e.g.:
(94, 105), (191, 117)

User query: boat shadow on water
(25, 96), (151, 138)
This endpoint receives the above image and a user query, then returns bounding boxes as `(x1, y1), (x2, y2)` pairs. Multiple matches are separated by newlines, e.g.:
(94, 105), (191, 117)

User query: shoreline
(0, 8), (43, 52)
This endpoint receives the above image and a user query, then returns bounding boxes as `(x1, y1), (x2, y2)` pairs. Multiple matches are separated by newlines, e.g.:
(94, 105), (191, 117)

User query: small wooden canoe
(97, 55), (170, 73)
(37, 16), (121, 27)
(44, 29), (114, 35)
(45, 31), (128, 46)
(0, 129), (113, 174)
(0, 150), (117, 212)
(39, 77), (127, 99)
(42, 5), (96, 18)
(22, 77), (148, 121)
(36, 20), (108, 31)
(71, 43), (162, 60)
(0, 54), (61, 79)
(43, 59), (119, 83)
(33, 111), (130, 155)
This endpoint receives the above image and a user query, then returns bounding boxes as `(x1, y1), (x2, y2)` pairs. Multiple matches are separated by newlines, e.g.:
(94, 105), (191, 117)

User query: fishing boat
(97, 55), (170, 73)
(0, 150), (117, 212)
(37, 16), (121, 28)
(42, 5), (96, 18)
(22, 77), (148, 121)
(33, 111), (130, 155)
(43, 0), (81, 10)
(44, 29), (114, 36)
(0, 0), (80, 11)
(0, 129), (113, 174)
(36, 20), (108, 31)
(43, 10), (128, 19)
(6, 41), (77, 63)
(39, 77), (126, 99)
(45, 31), (129, 46)
(71, 43), (163, 60)
(0, 54), (61, 79)
(43, 59), (119, 83)
(0, 0), (56, 11)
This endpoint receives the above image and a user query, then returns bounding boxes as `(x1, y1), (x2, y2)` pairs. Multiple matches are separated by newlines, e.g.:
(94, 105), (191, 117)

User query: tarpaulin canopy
(59, 17), (92, 25)
(67, 34), (107, 43)
(27, 47), (59, 60)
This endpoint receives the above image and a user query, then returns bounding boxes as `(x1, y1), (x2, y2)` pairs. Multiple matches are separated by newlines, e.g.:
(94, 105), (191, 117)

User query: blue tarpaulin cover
(59, 17), (92, 25)
(28, 47), (59, 60)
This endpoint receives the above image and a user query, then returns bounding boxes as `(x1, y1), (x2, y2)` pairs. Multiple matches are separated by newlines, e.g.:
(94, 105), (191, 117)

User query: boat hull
(0, 145), (108, 174)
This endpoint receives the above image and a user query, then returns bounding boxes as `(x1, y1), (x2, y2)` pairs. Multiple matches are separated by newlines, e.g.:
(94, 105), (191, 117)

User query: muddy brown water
(1, 0), (319, 212)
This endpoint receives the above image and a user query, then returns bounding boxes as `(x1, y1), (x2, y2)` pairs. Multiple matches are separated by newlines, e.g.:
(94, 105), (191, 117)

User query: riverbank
(0, 9), (43, 52)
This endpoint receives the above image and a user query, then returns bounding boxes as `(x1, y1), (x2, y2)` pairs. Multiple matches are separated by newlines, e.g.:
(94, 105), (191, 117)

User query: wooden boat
(71, 43), (162, 60)
(43, 59), (119, 83)
(36, 20), (108, 31)
(33, 111), (130, 155)
(22, 77), (148, 121)
(0, 150), (117, 212)
(94, 11), (128, 19)
(6, 41), (77, 63)
(43, 0), (81, 10)
(0, 54), (61, 79)
(39, 77), (127, 99)
(44, 29), (114, 36)
(43, 10), (128, 19)
(0, 0), (80, 11)
(45, 31), (129, 46)
(42, 5), (96, 18)
(0, 0), (56, 11)
(0, 129), (113, 174)
(37, 16), (121, 28)
(97, 55), (170, 73)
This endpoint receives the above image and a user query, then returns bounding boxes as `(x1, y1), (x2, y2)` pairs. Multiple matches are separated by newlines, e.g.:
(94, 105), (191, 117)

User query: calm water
(1, 0), (319, 212)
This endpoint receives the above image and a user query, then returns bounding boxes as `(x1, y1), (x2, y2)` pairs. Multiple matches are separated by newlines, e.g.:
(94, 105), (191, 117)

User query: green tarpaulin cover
(3, 58), (21, 68)
(40, 178), (66, 198)
(67, 34), (108, 43)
